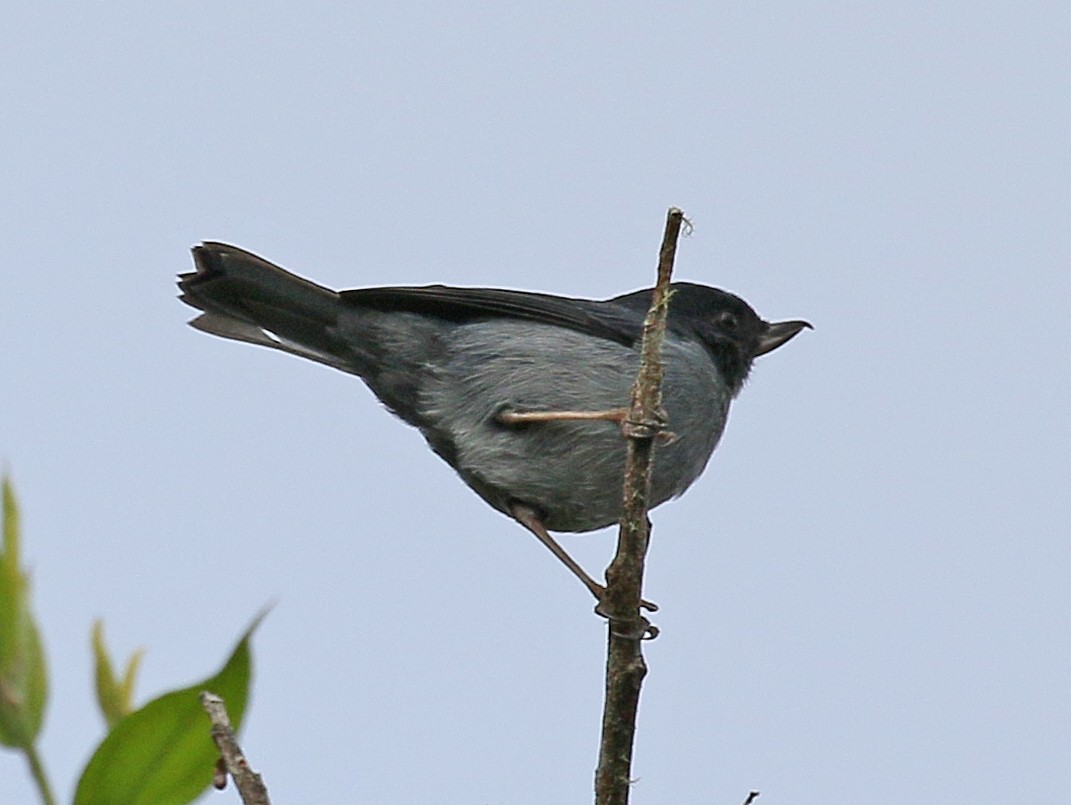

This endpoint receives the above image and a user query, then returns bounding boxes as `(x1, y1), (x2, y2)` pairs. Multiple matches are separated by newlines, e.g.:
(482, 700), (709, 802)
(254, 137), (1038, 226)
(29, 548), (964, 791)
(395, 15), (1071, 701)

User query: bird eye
(716, 311), (739, 331)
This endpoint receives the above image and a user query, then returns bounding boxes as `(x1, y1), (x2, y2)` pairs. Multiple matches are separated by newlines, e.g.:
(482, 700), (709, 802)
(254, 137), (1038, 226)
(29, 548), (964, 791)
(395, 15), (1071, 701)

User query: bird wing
(340, 285), (645, 347)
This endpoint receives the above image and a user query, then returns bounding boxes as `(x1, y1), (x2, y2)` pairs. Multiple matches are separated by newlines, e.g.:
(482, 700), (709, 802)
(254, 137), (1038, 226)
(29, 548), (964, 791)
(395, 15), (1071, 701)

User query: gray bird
(179, 242), (809, 609)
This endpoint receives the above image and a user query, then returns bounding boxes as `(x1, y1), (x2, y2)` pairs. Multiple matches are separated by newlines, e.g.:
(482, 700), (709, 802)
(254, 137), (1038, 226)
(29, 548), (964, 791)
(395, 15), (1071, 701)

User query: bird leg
(496, 408), (629, 426)
(509, 502), (659, 613)
(496, 405), (677, 444)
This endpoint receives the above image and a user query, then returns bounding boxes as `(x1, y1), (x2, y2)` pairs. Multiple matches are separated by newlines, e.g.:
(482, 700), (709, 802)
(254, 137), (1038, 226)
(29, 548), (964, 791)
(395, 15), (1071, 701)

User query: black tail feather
(179, 242), (350, 369)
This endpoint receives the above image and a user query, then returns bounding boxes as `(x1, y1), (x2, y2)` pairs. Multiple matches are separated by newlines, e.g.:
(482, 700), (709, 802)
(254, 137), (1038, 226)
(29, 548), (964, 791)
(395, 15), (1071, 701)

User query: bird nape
(179, 242), (810, 612)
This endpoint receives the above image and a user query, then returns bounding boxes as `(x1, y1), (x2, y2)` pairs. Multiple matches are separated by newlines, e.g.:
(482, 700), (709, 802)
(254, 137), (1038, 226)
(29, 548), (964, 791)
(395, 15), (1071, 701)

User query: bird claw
(620, 406), (671, 440)
(594, 606), (659, 640)
(593, 589), (660, 639)
(655, 430), (679, 446)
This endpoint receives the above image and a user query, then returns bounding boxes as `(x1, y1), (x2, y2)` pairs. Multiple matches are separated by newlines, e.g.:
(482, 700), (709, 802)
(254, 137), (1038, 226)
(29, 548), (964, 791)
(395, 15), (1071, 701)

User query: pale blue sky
(2, 3), (1069, 803)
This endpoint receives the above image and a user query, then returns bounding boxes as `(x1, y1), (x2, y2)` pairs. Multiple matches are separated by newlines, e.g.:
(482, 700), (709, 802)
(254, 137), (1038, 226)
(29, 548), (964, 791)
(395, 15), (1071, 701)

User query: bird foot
(594, 603), (660, 639)
(592, 587), (660, 639)
(619, 406), (671, 440)
(497, 405), (677, 445)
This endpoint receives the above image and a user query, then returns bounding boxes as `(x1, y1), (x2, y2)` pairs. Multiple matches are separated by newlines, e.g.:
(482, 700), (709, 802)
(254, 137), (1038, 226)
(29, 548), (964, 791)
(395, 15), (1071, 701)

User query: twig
(594, 207), (686, 804)
(201, 691), (271, 805)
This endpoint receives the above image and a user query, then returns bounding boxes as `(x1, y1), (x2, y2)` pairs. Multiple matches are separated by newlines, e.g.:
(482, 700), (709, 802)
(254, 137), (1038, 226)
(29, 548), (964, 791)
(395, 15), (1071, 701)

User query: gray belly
(416, 321), (731, 532)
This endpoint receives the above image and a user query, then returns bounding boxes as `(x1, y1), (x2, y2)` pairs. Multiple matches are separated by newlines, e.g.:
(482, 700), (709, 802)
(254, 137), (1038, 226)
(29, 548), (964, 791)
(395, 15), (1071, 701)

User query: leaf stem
(24, 742), (57, 805)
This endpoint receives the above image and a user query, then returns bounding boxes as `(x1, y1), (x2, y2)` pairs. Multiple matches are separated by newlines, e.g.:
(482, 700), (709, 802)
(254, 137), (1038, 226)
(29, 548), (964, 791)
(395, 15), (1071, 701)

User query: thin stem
(24, 743), (57, 805)
(594, 207), (685, 805)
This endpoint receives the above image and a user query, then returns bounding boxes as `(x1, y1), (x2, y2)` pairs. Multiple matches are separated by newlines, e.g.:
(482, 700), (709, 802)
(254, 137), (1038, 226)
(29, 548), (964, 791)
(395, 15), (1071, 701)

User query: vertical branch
(201, 692), (271, 805)
(595, 207), (686, 805)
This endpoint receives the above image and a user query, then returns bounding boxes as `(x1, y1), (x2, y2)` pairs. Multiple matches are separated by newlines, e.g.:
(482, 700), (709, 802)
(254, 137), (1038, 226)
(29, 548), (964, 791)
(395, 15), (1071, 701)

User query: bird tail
(179, 242), (352, 371)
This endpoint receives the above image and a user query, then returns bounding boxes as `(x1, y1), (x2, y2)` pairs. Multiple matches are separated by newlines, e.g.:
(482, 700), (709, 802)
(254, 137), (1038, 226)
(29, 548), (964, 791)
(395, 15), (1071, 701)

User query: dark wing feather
(340, 285), (647, 347)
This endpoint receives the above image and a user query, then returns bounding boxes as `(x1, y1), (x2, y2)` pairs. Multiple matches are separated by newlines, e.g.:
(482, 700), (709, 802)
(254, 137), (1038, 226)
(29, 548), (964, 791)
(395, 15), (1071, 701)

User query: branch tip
(200, 691), (272, 805)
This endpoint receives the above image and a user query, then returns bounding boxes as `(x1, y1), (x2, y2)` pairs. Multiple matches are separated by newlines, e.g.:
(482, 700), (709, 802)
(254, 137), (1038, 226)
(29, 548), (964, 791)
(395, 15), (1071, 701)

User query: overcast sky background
(2, 3), (1068, 804)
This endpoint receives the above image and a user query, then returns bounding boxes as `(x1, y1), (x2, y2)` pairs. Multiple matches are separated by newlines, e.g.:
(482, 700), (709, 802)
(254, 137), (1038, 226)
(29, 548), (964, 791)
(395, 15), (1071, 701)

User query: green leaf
(120, 648), (145, 717)
(92, 620), (144, 728)
(0, 475), (49, 748)
(74, 613), (265, 805)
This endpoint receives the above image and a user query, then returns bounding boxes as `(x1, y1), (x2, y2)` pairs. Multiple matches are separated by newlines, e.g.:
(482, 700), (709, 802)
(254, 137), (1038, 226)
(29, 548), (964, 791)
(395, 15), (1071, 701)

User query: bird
(179, 242), (809, 610)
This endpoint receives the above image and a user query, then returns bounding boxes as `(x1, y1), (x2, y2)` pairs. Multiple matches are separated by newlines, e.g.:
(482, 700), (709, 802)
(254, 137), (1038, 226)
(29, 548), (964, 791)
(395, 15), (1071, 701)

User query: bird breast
(416, 320), (732, 532)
